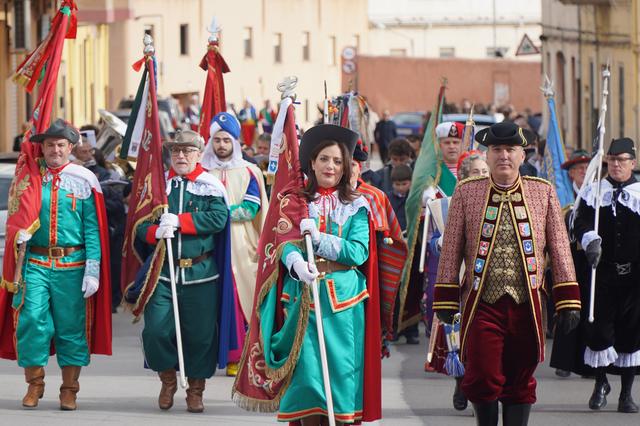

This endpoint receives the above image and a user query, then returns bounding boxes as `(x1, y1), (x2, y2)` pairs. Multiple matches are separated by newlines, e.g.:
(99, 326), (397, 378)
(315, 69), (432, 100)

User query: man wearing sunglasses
(573, 137), (640, 414)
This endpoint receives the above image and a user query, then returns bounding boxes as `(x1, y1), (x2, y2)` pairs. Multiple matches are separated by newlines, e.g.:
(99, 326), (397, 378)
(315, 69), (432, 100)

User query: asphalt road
(1, 310), (638, 425)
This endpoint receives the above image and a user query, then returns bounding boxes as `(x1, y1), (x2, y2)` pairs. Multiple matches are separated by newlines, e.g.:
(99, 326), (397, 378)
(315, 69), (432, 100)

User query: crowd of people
(1, 98), (638, 426)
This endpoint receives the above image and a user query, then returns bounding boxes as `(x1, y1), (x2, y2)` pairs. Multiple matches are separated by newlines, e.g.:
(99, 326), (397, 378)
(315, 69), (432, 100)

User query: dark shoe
(405, 335), (420, 345)
(186, 378), (205, 413)
(555, 369), (571, 378)
(588, 380), (611, 410)
(502, 403), (531, 426)
(22, 367), (45, 408)
(453, 377), (468, 411)
(59, 366), (81, 411)
(618, 395), (639, 413)
(158, 369), (178, 410)
(472, 401), (499, 426)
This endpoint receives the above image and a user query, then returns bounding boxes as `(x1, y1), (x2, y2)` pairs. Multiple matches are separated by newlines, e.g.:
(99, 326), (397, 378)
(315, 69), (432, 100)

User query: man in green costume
(6, 119), (112, 411)
(135, 130), (230, 413)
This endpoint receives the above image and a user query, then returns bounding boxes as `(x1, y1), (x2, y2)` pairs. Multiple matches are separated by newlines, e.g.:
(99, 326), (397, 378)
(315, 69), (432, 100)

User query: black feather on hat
(474, 121), (536, 147)
(299, 124), (359, 174)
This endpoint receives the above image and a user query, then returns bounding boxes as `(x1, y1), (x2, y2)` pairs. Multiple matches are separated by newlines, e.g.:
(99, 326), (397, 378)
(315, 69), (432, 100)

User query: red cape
(0, 165), (112, 359)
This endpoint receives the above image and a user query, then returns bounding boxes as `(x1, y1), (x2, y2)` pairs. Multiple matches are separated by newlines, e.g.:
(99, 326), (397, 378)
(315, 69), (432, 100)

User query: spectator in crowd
(258, 100), (276, 134)
(374, 109), (397, 164)
(407, 134), (422, 158)
(12, 122), (31, 152)
(387, 164), (412, 232)
(370, 137), (414, 194)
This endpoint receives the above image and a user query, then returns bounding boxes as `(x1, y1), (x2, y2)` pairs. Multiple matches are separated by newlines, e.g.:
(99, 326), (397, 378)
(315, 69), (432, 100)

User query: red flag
(121, 54), (169, 318)
(232, 101), (309, 411)
(198, 40), (230, 143)
(1, 1), (112, 359)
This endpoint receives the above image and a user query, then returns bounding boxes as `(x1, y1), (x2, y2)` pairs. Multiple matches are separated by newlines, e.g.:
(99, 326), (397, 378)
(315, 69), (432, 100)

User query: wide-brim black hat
(299, 124), (359, 174)
(608, 137), (636, 158)
(561, 149), (591, 170)
(475, 121), (536, 148)
(30, 118), (80, 144)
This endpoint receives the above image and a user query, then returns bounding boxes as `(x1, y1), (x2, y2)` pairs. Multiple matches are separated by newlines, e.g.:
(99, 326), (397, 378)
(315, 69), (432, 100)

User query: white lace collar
(308, 194), (370, 226)
(580, 179), (640, 217)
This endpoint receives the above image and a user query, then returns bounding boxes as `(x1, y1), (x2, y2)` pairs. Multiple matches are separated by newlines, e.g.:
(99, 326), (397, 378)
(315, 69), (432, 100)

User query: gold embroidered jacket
(433, 175), (580, 362)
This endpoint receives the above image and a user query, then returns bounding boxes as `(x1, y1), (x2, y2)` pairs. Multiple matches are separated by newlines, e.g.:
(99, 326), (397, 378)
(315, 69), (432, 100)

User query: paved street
(0, 311), (638, 425)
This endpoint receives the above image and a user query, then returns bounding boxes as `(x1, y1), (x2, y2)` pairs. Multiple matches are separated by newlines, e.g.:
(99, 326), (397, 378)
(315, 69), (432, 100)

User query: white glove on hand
(159, 213), (180, 228)
(422, 187), (436, 207)
(16, 230), (32, 245)
(82, 276), (99, 298)
(155, 225), (176, 239)
(299, 218), (320, 244)
(292, 260), (319, 285)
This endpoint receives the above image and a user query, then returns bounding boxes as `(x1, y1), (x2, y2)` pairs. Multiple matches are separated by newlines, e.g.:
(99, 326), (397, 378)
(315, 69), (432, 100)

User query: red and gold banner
(198, 41), (230, 143)
(121, 54), (169, 318)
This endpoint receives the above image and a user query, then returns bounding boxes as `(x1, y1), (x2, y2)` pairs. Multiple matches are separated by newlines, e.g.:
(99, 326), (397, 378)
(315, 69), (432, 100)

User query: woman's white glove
(155, 225), (176, 239)
(82, 276), (99, 298)
(292, 260), (319, 284)
(299, 218), (320, 244)
(16, 230), (32, 244)
(160, 213), (180, 228)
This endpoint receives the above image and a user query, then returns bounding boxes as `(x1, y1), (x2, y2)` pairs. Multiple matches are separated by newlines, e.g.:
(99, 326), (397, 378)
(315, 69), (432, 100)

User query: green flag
(396, 83), (448, 332)
(119, 66), (149, 161)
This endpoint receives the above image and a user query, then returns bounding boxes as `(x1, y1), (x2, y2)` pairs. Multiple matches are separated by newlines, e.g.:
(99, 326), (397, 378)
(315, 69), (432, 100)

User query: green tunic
(137, 173), (228, 378)
(260, 196), (370, 423)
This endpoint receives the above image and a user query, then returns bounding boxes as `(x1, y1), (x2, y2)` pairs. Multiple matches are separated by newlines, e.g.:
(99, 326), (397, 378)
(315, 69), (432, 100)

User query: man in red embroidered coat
(433, 122), (581, 426)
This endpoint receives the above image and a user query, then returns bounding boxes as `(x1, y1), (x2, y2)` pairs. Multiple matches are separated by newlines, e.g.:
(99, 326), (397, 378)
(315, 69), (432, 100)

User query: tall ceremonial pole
(306, 78), (336, 426)
(588, 65), (611, 323)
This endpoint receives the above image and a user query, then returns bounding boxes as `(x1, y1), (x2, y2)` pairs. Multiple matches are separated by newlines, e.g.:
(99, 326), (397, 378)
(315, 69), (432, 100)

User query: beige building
(541, 0), (640, 151)
(368, 0), (542, 60)
(104, 0), (369, 128)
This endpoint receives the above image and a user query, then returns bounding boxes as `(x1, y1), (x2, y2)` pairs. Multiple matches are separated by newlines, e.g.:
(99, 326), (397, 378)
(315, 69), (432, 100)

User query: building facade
(368, 0), (542, 61)
(541, 0), (640, 151)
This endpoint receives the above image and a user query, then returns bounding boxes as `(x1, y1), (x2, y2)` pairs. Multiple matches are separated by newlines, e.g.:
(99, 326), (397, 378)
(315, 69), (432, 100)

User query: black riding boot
(618, 367), (639, 413)
(453, 377), (468, 410)
(472, 401), (499, 426)
(588, 368), (611, 410)
(502, 403), (531, 426)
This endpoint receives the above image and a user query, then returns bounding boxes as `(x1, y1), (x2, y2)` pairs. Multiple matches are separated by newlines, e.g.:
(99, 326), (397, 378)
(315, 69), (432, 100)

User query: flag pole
(588, 65), (610, 323)
(304, 234), (336, 426)
(143, 33), (187, 388)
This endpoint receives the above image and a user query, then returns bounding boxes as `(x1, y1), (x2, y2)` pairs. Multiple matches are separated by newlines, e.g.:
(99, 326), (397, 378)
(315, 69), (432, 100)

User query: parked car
(391, 112), (426, 137)
(118, 96), (184, 130)
(441, 113), (497, 131)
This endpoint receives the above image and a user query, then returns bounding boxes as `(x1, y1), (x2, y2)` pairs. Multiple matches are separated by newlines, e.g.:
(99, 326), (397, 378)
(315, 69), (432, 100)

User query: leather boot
(618, 368), (639, 413)
(502, 403), (532, 426)
(186, 378), (206, 413)
(472, 401), (499, 426)
(453, 377), (468, 411)
(158, 369), (178, 410)
(588, 370), (611, 410)
(22, 367), (45, 408)
(59, 366), (81, 410)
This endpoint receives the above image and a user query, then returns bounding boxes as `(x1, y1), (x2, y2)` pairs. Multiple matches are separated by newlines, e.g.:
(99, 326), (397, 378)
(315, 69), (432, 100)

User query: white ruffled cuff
(613, 350), (640, 367)
(285, 251), (304, 273)
(315, 233), (342, 261)
(581, 230), (601, 250)
(584, 346), (618, 368)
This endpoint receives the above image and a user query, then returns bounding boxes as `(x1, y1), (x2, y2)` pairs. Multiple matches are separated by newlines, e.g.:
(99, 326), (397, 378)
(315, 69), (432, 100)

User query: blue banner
(541, 97), (574, 207)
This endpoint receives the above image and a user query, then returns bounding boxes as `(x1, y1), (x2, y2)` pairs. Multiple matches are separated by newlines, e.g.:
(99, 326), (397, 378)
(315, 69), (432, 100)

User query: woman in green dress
(260, 124), (372, 425)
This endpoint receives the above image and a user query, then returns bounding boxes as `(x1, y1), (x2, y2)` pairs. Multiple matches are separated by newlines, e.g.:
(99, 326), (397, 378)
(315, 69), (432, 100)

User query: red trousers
(461, 295), (538, 404)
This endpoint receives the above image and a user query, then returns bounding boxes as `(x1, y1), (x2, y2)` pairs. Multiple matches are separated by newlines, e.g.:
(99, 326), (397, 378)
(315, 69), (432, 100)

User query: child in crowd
(386, 163), (413, 233)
